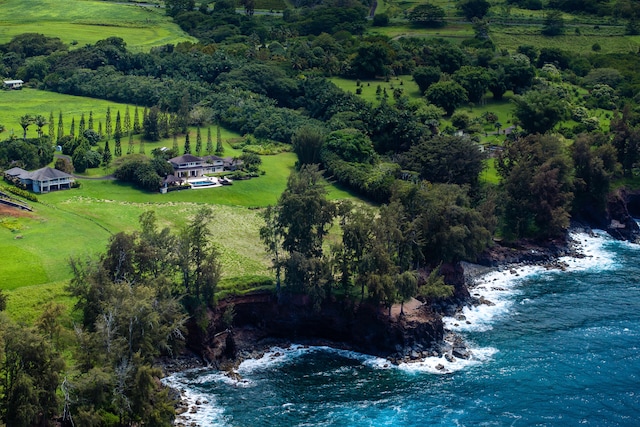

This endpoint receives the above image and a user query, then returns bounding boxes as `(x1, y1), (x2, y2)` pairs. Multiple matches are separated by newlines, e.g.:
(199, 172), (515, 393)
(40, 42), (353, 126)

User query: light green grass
(0, 0), (195, 51)
(0, 88), (138, 139)
(330, 75), (422, 105)
(480, 157), (500, 185)
(492, 30), (639, 54)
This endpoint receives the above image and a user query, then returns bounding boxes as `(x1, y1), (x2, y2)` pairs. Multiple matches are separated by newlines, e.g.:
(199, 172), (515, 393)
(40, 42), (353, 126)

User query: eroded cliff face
(606, 189), (640, 242)
(187, 293), (444, 366)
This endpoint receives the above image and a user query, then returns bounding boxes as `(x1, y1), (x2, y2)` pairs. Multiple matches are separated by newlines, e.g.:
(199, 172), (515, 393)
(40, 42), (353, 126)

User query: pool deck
(188, 177), (223, 189)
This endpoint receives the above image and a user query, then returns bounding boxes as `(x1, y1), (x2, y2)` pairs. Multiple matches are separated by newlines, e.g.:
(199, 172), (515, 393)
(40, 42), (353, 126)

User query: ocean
(164, 230), (640, 426)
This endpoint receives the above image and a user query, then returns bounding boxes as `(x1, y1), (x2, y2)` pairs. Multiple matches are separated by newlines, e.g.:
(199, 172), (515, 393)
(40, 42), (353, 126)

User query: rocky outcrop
(187, 293), (444, 367)
(605, 189), (640, 242)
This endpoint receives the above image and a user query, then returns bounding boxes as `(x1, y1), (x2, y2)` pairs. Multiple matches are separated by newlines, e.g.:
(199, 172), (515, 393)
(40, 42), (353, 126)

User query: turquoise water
(165, 231), (640, 426)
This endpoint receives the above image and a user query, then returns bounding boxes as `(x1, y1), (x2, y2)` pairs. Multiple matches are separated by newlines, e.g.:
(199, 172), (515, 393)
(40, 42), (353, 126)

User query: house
(4, 166), (74, 193)
(167, 154), (225, 178)
(3, 79), (24, 89)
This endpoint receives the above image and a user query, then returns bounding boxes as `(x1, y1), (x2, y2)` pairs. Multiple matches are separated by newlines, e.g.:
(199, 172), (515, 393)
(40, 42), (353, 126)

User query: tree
(48, 111), (55, 142)
(424, 81), (468, 115)
(19, 114), (34, 140)
(143, 107), (160, 141)
(195, 126), (202, 156)
(260, 205), (285, 295)
(165, 0), (195, 16)
(70, 117), (75, 138)
(206, 127), (214, 155)
(513, 90), (568, 134)
(412, 66), (441, 94)
(275, 165), (336, 305)
(79, 113), (86, 136)
(542, 10), (566, 36)
(610, 108), (640, 177)
(88, 111), (94, 130)
(183, 132), (191, 154)
(128, 132), (134, 155)
(114, 110), (122, 157)
(350, 42), (392, 79)
(497, 133), (574, 238)
(453, 65), (491, 103)
(133, 106), (141, 134)
(457, 0), (491, 21)
(33, 114), (47, 138)
(408, 3), (446, 27)
(215, 125), (224, 155)
(292, 125), (326, 166)
(178, 207), (222, 308)
(103, 139), (112, 168)
(402, 135), (485, 187)
(124, 105), (131, 135)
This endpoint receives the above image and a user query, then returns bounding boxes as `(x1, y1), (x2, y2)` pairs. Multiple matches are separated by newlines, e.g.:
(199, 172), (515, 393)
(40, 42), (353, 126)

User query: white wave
(397, 346), (498, 375)
(447, 230), (619, 334)
(162, 372), (228, 427)
(237, 344), (392, 374)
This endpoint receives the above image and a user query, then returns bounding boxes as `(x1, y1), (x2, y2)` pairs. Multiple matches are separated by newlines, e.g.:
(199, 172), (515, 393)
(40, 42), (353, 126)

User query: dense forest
(2, 0), (640, 425)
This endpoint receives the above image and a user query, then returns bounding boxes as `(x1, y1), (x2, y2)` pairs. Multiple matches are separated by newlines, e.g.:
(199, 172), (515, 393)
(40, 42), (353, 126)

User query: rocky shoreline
(161, 224), (637, 425)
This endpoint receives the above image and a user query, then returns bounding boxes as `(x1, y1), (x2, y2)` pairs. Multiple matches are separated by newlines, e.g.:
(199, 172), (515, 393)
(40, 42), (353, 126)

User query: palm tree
(19, 114), (34, 140)
(34, 115), (47, 138)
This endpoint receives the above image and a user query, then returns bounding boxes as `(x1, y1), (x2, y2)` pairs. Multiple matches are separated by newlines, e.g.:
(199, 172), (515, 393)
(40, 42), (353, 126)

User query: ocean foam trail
(561, 230), (618, 271)
(237, 344), (392, 373)
(397, 346), (498, 375)
(162, 373), (228, 427)
(447, 230), (619, 333)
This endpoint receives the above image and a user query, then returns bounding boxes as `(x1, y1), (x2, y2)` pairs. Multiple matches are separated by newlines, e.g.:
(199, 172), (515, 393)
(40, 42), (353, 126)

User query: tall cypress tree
(114, 111), (122, 157)
(48, 111), (55, 142)
(103, 139), (112, 167)
(173, 133), (179, 152)
(184, 132), (191, 154)
(215, 125), (224, 155)
(124, 105), (131, 135)
(127, 131), (134, 155)
(105, 107), (112, 141)
(98, 121), (103, 138)
(57, 111), (64, 143)
(206, 127), (213, 155)
(79, 113), (86, 136)
(70, 117), (75, 138)
(133, 107), (141, 134)
(88, 111), (94, 130)
(195, 127), (202, 155)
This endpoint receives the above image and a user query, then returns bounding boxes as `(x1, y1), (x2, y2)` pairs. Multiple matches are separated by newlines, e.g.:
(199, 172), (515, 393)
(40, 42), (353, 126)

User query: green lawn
(0, 0), (195, 50)
(330, 75), (422, 105)
(0, 89), (137, 139)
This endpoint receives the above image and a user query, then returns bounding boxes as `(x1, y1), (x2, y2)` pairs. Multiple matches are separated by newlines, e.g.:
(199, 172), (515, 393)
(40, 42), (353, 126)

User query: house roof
(168, 154), (202, 164)
(3, 80), (23, 85)
(4, 167), (28, 177)
(163, 174), (184, 184)
(26, 167), (73, 181)
(201, 155), (224, 163)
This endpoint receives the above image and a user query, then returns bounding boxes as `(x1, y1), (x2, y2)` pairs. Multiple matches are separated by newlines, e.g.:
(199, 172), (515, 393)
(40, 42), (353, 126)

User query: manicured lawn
(330, 75), (422, 105)
(0, 0), (195, 50)
(0, 89), (137, 139)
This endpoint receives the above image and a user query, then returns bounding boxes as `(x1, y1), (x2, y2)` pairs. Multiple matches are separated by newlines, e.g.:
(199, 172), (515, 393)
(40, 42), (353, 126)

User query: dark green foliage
(453, 65), (491, 103)
(457, 0), (491, 21)
(72, 146), (88, 173)
(425, 81), (469, 116)
(0, 32), (66, 58)
(0, 315), (65, 427)
(102, 139), (112, 167)
(113, 155), (163, 191)
(571, 133), (618, 216)
(497, 134), (574, 239)
(513, 89), (568, 134)
(324, 128), (375, 164)
(350, 42), (392, 79)
(292, 125), (326, 166)
(165, 0), (196, 17)
(408, 3), (446, 28)
(610, 108), (640, 177)
(412, 66), (441, 94)
(401, 135), (486, 188)
(372, 13), (389, 27)
(542, 10), (566, 36)
(143, 106), (160, 141)
(0, 137), (53, 170)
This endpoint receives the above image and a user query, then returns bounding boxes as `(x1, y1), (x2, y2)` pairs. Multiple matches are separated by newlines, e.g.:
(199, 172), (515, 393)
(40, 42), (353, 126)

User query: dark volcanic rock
(605, 189), (640, 242)
(190, 293), (444, 365)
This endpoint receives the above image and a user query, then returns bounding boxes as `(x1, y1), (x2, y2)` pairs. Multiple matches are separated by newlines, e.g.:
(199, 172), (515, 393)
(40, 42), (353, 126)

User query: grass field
(0, 89), (137, 139)
(0, 0), (195, 50)
(330, 75), (422, 105)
